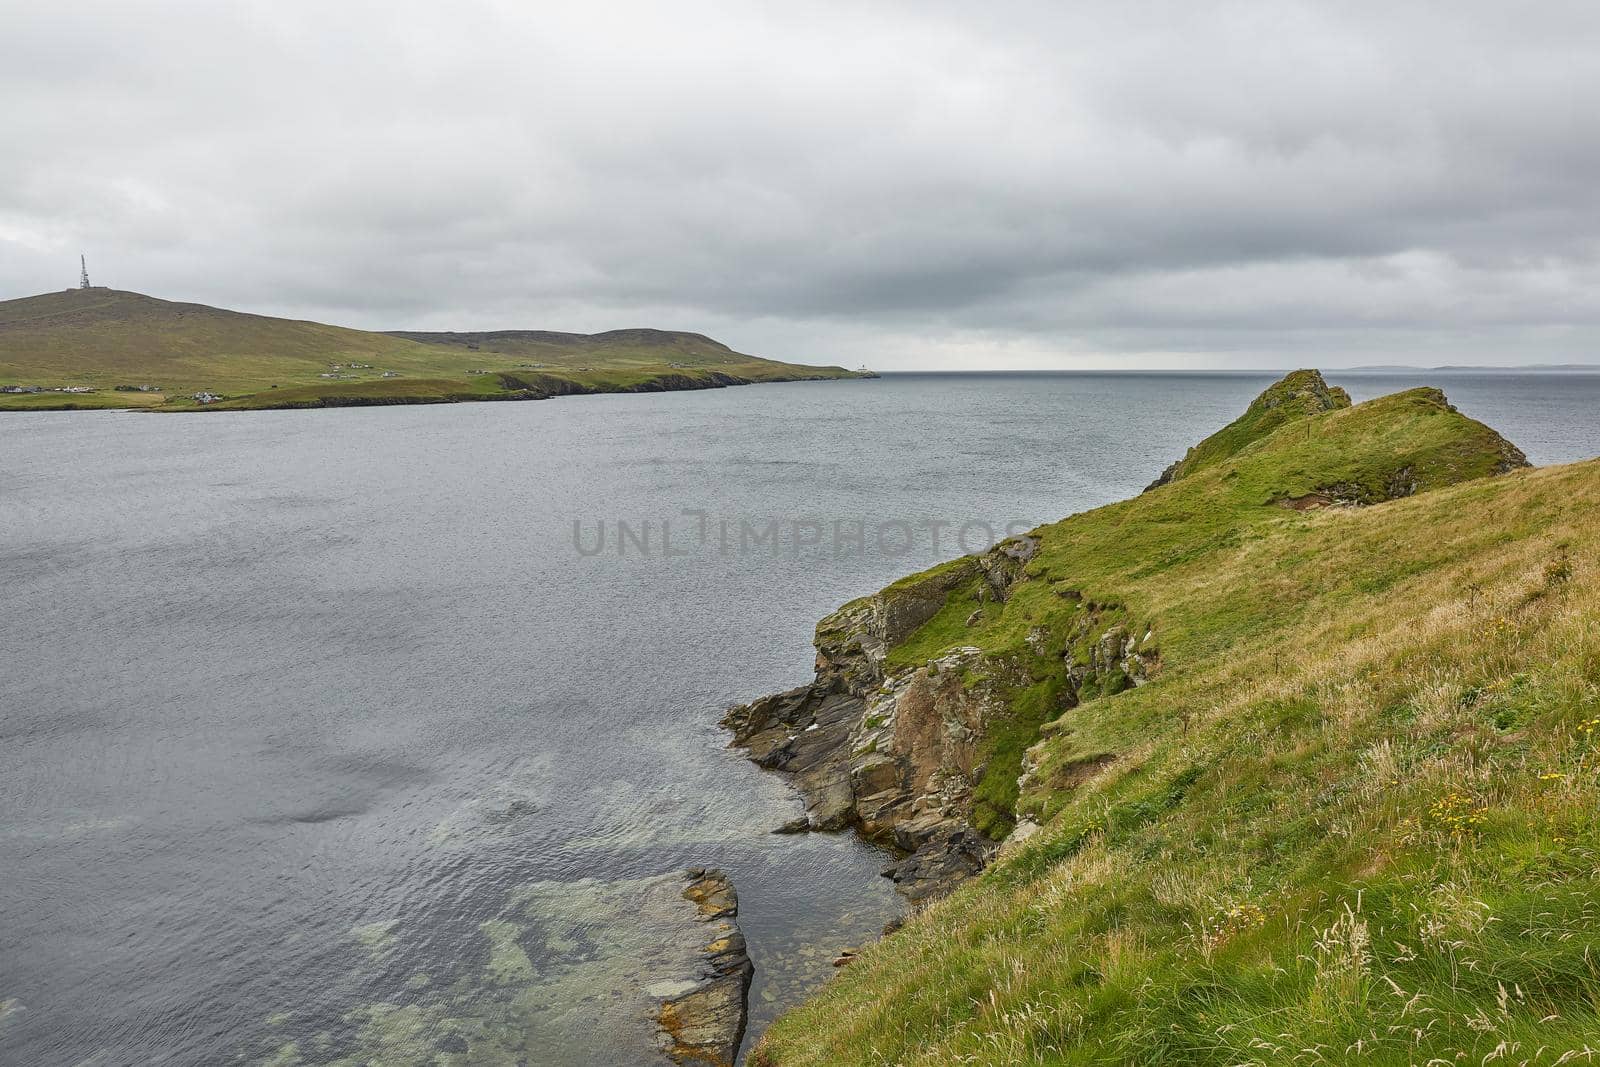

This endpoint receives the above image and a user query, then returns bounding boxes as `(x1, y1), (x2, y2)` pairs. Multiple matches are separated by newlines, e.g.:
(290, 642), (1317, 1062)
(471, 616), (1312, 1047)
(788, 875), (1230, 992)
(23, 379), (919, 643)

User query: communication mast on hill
(79, 254), (91, 289)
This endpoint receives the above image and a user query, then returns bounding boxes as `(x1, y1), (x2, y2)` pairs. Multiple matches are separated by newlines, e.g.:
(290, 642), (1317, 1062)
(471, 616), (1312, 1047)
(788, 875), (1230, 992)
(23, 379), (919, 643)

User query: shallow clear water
(2, 370), (1596, 1065)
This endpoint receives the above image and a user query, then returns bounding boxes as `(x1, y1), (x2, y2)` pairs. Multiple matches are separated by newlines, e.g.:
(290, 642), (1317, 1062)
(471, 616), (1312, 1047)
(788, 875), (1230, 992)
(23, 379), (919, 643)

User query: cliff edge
(746, 373), (1600, 1064)
(728, 372), (1531, 905)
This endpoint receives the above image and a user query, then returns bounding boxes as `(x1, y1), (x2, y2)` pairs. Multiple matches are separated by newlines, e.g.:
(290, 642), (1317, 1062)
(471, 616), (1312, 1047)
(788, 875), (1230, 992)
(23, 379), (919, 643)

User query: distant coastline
(0, 288), (872, 413)
(1346, 363), (1600, 372)
(870, 365), (1600, 377)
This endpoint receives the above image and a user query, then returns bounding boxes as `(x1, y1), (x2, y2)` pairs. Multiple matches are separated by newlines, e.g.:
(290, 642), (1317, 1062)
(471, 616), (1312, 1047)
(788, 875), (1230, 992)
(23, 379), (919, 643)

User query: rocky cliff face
(724, 536), (1157, 903)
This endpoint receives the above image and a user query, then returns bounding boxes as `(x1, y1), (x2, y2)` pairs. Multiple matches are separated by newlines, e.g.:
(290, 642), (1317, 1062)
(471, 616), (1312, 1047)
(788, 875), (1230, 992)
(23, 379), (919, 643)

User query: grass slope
(757, 373), (1600, 1066)
(1145, 368), (1353, 489)
(0, 288), (863, 411)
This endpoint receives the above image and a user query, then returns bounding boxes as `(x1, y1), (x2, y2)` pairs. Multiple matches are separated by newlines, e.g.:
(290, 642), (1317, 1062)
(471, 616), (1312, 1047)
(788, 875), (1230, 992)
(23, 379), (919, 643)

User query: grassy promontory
(754, 372), (1600, 1065)
(0, 288), (866, 411)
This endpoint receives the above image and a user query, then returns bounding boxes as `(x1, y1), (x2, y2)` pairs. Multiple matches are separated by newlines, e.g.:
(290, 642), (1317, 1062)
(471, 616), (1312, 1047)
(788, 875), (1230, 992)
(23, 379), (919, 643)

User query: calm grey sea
(2, 371), (1596, 1065)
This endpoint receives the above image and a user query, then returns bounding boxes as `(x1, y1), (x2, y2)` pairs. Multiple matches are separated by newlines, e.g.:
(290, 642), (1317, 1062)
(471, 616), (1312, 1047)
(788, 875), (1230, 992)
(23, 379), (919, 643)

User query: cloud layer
(5, 1), (1600, 368)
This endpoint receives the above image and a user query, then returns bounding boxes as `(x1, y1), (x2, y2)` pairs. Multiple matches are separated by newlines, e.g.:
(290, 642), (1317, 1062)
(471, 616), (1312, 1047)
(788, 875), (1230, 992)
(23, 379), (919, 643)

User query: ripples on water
(2, 371), (1596, 1065)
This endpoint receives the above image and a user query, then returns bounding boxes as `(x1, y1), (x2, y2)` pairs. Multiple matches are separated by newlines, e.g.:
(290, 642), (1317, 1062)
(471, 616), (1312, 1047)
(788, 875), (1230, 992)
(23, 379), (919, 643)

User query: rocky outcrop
(724, 534), (1152, 903)
(655, 869), (753, 1067)
(880, 826), (999, 904)
(1074, 618), (1160, 693)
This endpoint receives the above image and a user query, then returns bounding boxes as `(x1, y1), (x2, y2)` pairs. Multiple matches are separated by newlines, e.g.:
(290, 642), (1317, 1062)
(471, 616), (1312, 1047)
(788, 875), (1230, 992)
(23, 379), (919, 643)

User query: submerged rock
(655, 869), (753, 1067)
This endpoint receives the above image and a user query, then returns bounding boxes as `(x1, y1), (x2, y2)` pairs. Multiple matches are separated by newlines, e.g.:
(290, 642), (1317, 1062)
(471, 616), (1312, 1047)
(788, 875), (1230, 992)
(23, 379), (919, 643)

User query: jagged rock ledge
(655, 869), (753, 1067)
(723, 533), (1158, 905)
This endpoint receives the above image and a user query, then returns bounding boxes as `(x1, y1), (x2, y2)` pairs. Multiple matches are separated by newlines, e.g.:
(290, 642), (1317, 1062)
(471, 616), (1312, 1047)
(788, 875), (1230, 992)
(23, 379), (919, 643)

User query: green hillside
(387, 327), (846, 387)
(0, 288), (864, 411)
(1143, 368), (1354, 489)
(754, 373), (1600, 1065)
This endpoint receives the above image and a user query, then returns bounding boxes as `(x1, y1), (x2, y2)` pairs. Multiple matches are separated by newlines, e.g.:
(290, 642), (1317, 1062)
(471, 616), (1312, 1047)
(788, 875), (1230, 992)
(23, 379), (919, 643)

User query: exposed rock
(655, 870), (753, 1067)
(1277, 491), (1341, 511)
(682, 867), (739, 920)
(724, 534), (1144, 905)
(997, 817), (1043, 860)
(1492, 438), (1533, 474)
(724, 648), (1001, 902)
(723, 685), (865, 832)
(1144, 457), (1185, 494)
(880, 828), (998, 904)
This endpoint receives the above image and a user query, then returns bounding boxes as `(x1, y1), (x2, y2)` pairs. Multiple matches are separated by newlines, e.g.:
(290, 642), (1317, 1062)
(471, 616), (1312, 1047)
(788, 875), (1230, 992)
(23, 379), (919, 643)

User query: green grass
(0, 389), (167, 410)
(0, 288), (865, 411)
(756, 372), (1600, 1065)
(1148, 368), (1353, 487)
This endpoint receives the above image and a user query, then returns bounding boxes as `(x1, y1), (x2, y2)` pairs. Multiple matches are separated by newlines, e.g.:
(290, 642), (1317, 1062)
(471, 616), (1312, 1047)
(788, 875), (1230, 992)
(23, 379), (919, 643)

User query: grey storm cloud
(3, 0), (1600, 368)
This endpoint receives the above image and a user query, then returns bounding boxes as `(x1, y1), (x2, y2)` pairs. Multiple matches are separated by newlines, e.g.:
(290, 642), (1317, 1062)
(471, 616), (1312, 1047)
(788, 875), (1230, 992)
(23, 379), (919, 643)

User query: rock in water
(656, 869), (753, 1067)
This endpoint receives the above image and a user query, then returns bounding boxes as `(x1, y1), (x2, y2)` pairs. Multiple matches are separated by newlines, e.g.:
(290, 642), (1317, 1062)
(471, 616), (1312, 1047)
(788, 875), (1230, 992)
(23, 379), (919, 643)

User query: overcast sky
(4, 1), (1599, 369)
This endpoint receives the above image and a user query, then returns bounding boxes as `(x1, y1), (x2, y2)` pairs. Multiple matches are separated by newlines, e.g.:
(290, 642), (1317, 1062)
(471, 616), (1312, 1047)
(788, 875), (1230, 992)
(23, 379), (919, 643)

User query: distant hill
(388, 326), (740, 353)
(0, 288), (865, 411)
(386, 326), (859, 390)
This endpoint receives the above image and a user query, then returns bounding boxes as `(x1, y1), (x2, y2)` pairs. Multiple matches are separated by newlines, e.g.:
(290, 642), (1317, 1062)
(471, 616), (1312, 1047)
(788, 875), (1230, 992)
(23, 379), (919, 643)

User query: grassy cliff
(754, 373), (1600, 1065)
(0, 288), (864, 411)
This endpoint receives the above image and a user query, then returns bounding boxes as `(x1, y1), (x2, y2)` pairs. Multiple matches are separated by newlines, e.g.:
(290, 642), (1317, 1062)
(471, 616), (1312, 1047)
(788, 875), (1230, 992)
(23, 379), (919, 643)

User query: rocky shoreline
(654, 869), (753, 1067)
(722, 525), (1164, 906)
